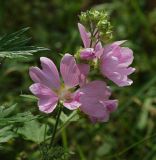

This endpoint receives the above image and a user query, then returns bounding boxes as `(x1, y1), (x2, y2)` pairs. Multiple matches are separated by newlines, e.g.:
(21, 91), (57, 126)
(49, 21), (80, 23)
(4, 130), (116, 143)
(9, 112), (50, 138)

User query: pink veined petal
(79, 80), (111, 100)
(40, 57), (60, 89)
(101, 43), (135, 87)
(100, 55), (119, 77)
(101, 66), (133, 87)
(29, 67), (42, 83)
(77, 63), (90, 87)
(80, 48), (95, 60)
(113, 67), (135, 86)
(78, 80), (112, 117)
(127, 67), (136, 75)
(117, 67), (135, 75)
(77, 63), (90, 76)
(103, 43), (121, 56)
(94, 42), (102, 52)
(78, 23), (90, 48)
(119, 47), (134, 66)
(29, 67), (57, 89)
(89, 100), (118, 123)
(29, 83), (58, 113)
(63, 91), (81, 110)
(63, 101), (81, 110)
(80, 97), (109, 117)
(95, 48), (104, 59)
(77, 64), (90, 86)
(60, 53), (80, 88)
(103, 100), (118, 112)
(89, 113), (110, 123)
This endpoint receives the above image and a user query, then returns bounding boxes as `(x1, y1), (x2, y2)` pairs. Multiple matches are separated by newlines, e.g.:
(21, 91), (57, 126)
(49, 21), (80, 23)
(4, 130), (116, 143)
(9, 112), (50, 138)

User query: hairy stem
(49, 103), (62, 149)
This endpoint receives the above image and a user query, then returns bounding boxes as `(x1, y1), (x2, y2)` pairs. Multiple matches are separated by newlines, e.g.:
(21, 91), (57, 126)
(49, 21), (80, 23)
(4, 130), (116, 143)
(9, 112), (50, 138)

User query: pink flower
(100, 41), (135, 87)
(29, 54), (81, 113)
(77, 63), (90, 86)
(78, 23), (102, 60)
(78, 80), (118, 122)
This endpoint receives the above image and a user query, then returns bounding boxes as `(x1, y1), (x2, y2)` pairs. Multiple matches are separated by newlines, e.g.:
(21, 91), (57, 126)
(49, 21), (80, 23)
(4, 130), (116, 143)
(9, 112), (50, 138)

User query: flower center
(57, 85), (72, 102)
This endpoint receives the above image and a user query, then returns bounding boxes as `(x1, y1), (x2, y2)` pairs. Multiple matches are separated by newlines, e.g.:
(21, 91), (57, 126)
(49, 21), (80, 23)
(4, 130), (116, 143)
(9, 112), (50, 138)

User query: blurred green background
(0, 0), (156, 159)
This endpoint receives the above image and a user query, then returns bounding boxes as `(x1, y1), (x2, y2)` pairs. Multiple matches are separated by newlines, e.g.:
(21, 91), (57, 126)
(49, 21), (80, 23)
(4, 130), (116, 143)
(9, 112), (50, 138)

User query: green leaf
(18, 120), (48, 143)
(0, 27), (48, 59)
(97, 142), (112, 156)
(0, 104), (17, 118)
(137, 98), (153, 130)
(56, 111), (79, 137)
(60, 111), (79, 123)
(20, 94), (38, 101)
(0, 111), (40, 126)
(0, 126), (16, 143)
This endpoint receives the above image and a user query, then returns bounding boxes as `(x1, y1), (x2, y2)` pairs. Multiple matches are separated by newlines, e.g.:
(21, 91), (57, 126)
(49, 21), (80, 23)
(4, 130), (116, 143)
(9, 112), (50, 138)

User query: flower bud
(80, 48), (96, 60)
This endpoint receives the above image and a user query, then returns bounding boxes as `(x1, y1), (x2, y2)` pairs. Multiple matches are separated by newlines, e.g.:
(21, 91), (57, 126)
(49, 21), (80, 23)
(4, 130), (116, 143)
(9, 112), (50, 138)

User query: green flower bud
(79, 9), (113, 44)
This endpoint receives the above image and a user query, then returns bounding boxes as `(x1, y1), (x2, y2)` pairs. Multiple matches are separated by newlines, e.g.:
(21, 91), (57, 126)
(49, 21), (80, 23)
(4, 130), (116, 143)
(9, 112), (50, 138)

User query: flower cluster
(29, 10), (135, 123)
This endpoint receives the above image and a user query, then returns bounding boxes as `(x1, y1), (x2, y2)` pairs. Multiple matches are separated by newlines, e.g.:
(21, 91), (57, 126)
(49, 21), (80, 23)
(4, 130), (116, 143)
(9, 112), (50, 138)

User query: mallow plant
(29, 9), (135, 159)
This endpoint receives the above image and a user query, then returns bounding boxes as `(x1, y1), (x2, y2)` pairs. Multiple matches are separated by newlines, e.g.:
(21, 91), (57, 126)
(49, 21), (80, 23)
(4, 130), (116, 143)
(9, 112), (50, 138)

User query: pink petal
(103, 100), (118, 112)
(79, 80), (111, 100)
(63, 101), (81, 110)
(29, 83), (58, 113)
(80, 97), (108, 118)
(103, 43), (120, 56)
(101, 44), (135, 87)
(40, 57), (60, 89)
(95, 42), (102, 52)
(29, 67), (56, 89)
(89, 114), (110, 123)
(29, 67), (42, 83)
(95, 48), (104, 59)
(77, 63), (90, 76)
(60, 54), (80, 88)
(78, 23), (90, 48)
(63, 91), (81, 110)
(78, 81), (112, 117)
(119, 47), (134, 66)
(89, 100), (118, 123)
(80, 48), (96, 60)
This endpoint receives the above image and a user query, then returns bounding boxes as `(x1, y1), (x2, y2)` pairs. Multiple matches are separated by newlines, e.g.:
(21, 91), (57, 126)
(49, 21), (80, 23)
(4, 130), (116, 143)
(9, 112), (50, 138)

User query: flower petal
(89, 113), (109, 123)
(63, 101), (81, 110)
(89, 100), (118, 123)
(104, 100), (118, 112)
(79, 81), (112, 117)
(40, 57), (60, 89)
(101, 44), (135, 87)
(80, 98), (108, 117)
(95, 48), (104, 59)
(60, 54), (80, 88)
(77, 63), (90, 76)
(29, 67), (56, 89)
(29, 83), (58, 113)
(63, 91), (81, 110)
(80, 48), (95, 60)
(78, 23), (90, 48)
(95, 42), (102, 52)
(79, 80), (111, 100)
(78, 63), (90, 86)
(119, 47), (134, 66)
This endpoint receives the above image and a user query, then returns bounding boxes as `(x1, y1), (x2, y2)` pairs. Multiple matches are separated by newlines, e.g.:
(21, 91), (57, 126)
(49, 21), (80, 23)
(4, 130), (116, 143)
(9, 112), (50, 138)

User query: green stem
(49, 103), (62, 149)
(44, 111), (77, 143)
